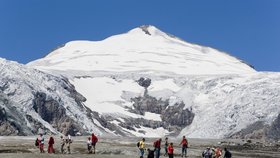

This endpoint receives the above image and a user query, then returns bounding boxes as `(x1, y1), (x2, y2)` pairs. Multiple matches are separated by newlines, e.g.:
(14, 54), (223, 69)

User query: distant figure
(180, 136), (188, 157)
(147, 148), (154, 158)
(60, 135), (65, 153)
(223, 148), (232, 158)
(202, 147), (213, 158)
(167, 143), (174, 158)
(91, 133), (98, 154)
(48, 136), (55, 153)
(164, 137), (168, 156)
(87, 137), (92, 153)
(138, 138), (145, 158)
(37, 133), (45, 153)
(154, 138), (161, 158)
(66, 134), (72, 154)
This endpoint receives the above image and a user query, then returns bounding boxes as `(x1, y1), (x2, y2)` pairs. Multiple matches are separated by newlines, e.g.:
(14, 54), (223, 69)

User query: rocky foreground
(0, 136), (279, 158)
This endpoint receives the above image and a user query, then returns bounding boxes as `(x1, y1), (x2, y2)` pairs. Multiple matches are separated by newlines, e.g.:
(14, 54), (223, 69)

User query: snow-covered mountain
(26, 25), (280, 139)
(0, 58), (118, 136)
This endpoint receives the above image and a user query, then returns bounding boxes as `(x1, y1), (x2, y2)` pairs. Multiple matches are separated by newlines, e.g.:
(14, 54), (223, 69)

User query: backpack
(137, 141), (140, 147)
(228, 151), (232, 158)
(35, 138), (39, 146)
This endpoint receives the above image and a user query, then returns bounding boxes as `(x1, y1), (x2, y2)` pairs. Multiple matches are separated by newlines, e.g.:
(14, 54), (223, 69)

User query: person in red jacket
(48, 136), (55, 153)
(91, 133), (98, 154)
(180, 136), (188, 157)
(167, 143), (174, 158)
(154, 138), (161, 158)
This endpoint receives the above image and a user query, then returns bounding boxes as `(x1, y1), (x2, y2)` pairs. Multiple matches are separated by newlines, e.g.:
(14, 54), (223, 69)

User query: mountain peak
(128, 25), (167, 37)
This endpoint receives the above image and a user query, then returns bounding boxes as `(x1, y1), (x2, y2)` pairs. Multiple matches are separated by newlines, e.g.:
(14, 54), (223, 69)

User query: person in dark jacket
(147, 148), (154, 158)
(224, 148), (232, 158)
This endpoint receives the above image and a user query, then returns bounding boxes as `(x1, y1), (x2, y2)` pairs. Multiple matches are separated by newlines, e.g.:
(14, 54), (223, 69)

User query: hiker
(87, 137), (92, 153)
(48, 136), (55, 153)
(154, 138), (161, 158)
(91, 133), (98, 154)
(138, 138), (145, 158)
(37, 133), (45, 153)
(223, 148), (232, 158)
(180, 136), (188, 157)
(66, 134), (72, 154)
(35, 137), (39, 148)
(167, 143), (174, 158)
(202, 147), (213, 158)
(214, 147), (222, 158)
(147, 148), (154, 158)
(60, 135), (65, 154)
(164, 137), (168, 156)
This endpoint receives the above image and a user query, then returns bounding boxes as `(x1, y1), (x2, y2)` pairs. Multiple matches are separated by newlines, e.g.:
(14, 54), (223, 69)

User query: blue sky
(0, 0), (279, 71)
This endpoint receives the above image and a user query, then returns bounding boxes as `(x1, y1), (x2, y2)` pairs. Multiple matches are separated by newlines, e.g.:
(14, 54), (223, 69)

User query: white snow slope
(28, 25), (280, 138)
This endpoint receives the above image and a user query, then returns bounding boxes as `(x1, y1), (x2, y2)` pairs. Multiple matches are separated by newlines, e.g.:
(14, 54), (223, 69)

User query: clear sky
(0, 0), (279, 71)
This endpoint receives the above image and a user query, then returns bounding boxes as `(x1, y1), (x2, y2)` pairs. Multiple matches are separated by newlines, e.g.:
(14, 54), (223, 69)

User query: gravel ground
(0, 136), (279, 158)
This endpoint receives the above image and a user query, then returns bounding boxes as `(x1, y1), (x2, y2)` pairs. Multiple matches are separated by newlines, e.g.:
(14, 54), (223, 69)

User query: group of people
(35, 133), (56, 153)
(202, 147), (232, 158)
(87, 133), (99, 154)
(138, 136), (232, 158)
(138, 136), (188, 158)
(35, 133), (98, 154)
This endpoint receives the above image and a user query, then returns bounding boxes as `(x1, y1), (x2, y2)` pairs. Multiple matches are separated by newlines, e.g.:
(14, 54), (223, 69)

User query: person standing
(180, 136), (188, 157)
(87, 137), (92, 153)
(202, 147), (213, 158)
(164, 137), (168, 156)
(154, 138), (162, 158)
(214, 147), (222, 158)
(66, 134), (72, 154)
(138, 138), (145, 158)
(91, 133), (98, 154)
(167, 143), (174, 158)
(48, 136), (55, 153)
(60, 135), (65, 154)
(38, 133), (45, 153)
(223, 148), (232, 158)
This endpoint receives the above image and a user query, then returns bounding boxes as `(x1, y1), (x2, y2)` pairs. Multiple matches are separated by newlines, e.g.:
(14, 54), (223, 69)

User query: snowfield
(26, 25), (280, 139)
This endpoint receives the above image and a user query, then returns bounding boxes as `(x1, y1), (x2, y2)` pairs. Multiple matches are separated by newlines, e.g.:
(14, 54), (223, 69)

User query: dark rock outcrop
(162, 102), (195, 127)
(267, 114), (280, 140)
(128, 91), (195, 135)
(230, 121), (268, 139)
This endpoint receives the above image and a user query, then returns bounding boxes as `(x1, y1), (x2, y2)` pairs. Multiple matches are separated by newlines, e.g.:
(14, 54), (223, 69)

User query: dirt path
(0, 136), (279, 158)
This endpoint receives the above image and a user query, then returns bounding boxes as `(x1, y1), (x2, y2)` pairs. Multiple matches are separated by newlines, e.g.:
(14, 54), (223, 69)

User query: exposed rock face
(129, 94), (195, 135)
(137, 77), (151, 96)
(0, 93), (31, 135)
(230, 121), (268, 139)
(131, 95), (169, 115)
(229, 114), (280, 141)
(267, 114), (280, 140)
(0, 58), (109, 136)
(32, 91), (84, 135)
(162, 102), (195, 127)
(127, 78), (195, 135)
